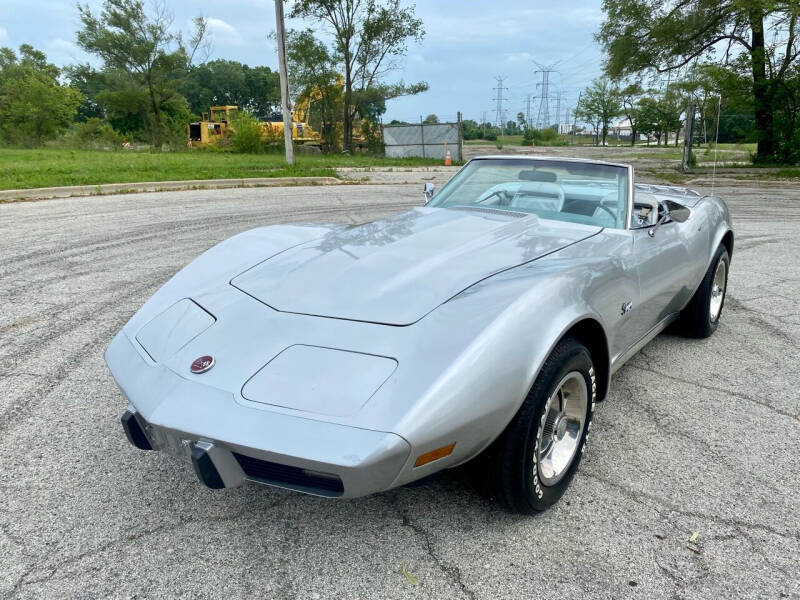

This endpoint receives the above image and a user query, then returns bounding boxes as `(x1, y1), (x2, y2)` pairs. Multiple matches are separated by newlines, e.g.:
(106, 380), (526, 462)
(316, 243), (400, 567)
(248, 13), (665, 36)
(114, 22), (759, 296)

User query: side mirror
(423, 182), (435, 203)
(648, 200), (691, 237)
(667, 201), (691, 223)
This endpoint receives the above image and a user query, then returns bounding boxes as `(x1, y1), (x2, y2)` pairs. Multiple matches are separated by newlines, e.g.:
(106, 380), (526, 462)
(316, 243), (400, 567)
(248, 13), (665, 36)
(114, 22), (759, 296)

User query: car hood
(231, 206), (600, 325)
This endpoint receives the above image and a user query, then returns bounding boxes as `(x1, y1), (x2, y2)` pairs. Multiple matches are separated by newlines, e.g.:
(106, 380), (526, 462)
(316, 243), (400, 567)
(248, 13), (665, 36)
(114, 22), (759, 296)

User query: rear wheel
(676, 245), (729, 338)
(486, 336), (595, 513)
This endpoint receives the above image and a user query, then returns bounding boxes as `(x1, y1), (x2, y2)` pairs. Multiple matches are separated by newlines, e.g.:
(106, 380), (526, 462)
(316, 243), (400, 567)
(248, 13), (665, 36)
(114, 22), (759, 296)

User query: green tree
(576, 79), (621, 145)
(618, 82), (644, 145)
(635, 96), (662, 145)
(63, 63), (106, 122)
(76, 0), (208, 149)
(598, 0), (800, 163)
(0, 45), (82, 146)
(423, 113), (439, 124)
(286, 28), (343, 150)
(460, 119), (481, 140)
(658, 88), (684, 147)
(180, 60), (280, 120)
(504, 120), (520, 135)
(290, 0), (426, 151)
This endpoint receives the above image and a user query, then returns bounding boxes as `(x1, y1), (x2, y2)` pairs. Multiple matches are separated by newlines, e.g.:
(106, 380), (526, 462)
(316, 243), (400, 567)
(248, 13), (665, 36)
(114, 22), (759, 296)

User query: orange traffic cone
(444, 149), (452, 166)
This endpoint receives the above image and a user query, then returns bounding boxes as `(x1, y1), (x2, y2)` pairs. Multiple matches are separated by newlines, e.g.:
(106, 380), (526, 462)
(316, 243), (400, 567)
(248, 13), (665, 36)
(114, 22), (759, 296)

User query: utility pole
(274, 0), (294, 165)
(492, 76), (508, 129)
(533, 62), (556, 129)
(552, 91), (567, 133)
(682, 99), (696, 172)
(555, 92), (562, 132)
(571, 92), (582, 145)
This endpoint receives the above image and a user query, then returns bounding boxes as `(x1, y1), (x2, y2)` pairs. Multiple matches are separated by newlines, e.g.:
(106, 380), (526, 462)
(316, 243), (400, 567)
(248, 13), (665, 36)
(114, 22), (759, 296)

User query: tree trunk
(146, 75), (163, 150)
(749, 8), (775, 163)
(630, 126), (636, 146)
(343, 55), (353, 152)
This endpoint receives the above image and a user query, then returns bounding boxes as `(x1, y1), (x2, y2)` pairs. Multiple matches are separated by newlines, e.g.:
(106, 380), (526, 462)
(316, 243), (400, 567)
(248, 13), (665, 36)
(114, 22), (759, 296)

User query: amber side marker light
(414, 443), (456, 468)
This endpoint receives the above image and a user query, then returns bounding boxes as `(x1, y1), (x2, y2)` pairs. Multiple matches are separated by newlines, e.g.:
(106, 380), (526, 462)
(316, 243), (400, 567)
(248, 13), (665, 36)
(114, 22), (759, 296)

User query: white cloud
(504, 52), (536, 63)
(0, 26), (7, 43)
(206, 17), (243, 45)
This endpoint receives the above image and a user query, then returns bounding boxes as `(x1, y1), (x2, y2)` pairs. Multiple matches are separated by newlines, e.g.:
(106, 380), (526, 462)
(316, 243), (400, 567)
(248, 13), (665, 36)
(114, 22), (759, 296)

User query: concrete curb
(0, 176), (343, 202)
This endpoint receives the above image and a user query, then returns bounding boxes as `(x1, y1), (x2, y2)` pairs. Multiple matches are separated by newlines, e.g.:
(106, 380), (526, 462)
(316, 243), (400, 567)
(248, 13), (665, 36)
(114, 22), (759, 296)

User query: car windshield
(428, 158), (630, 229)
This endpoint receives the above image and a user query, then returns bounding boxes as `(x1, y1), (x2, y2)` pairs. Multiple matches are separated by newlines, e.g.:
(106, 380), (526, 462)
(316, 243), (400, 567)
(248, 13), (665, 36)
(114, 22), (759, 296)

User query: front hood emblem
(190, 355), (215, 374)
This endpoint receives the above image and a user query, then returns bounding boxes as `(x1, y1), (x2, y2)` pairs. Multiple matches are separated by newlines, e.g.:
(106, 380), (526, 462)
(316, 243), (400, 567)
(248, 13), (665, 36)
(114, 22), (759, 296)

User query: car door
(628, 201), (708, 338)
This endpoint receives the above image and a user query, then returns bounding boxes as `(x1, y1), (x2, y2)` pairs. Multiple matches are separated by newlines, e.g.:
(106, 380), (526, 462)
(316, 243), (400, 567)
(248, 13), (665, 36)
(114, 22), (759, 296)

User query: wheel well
(721, 230), (734, 259)
(563, 319), (610, 402)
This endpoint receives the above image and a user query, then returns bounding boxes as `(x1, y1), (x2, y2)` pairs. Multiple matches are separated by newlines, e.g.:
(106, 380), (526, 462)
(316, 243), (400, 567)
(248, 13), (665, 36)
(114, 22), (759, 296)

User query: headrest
(518, 169), (557, 183)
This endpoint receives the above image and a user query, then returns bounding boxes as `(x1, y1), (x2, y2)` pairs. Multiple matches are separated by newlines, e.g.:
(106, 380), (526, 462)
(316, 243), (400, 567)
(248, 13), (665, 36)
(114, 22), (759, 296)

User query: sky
(0, 0), (608, 126)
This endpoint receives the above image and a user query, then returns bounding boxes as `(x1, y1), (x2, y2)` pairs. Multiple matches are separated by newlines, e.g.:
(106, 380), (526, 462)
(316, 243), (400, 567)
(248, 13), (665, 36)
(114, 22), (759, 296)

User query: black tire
(484, 336), (595, 514)
(676, 245), (730, 338)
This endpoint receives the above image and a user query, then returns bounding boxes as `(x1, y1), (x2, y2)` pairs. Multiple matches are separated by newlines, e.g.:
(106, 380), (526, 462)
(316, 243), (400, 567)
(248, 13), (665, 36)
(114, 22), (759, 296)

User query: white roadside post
(274, 0), (294, 165)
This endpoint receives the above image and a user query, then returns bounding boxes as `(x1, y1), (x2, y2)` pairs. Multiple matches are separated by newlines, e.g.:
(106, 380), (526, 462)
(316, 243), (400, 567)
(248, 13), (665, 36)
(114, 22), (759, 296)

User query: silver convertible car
(106, 156), (733, 513)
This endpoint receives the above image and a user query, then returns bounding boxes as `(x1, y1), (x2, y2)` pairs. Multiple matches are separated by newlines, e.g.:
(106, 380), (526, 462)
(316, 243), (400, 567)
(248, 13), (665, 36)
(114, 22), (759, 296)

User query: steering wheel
(595, 203), (617, 222)
(476, 189), (508, 205)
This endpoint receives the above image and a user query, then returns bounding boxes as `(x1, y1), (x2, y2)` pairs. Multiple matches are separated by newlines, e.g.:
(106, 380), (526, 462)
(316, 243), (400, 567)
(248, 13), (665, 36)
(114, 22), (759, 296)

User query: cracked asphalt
(0, 174), (798, 599)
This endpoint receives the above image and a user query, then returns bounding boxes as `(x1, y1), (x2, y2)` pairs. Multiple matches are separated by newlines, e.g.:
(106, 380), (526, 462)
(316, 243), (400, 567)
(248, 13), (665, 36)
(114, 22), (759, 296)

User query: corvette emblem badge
(190, 355), (215, 374)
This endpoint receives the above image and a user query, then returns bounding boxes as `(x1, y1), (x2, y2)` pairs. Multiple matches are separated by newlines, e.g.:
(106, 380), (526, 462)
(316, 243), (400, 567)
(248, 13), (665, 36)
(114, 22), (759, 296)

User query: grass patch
(464, 135), (525, 146)
(0, 148), (448, 190)
(617, 150), (684, 160)
(637, 169), (690, 184)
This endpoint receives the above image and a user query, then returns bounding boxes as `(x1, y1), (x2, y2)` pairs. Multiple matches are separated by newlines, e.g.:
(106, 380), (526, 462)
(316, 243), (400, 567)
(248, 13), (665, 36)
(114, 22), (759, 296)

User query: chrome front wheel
(537, 371), (588, 486)
(486, 335), (594, 513)
(709, 258), (727, 321)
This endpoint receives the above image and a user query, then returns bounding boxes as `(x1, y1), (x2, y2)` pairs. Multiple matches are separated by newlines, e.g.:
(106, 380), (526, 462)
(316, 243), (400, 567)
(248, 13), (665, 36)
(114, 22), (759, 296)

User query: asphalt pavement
(0, 175), (798, 599)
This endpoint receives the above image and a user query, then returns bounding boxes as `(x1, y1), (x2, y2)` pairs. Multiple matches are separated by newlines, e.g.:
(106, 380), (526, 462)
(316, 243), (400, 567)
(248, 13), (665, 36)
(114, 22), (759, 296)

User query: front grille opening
(233, 452), (344, 497)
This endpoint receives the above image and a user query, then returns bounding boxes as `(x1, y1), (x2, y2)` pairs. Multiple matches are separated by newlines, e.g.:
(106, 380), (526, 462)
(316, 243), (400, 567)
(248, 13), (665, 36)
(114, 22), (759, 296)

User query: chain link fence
(382, 120), (462, 160)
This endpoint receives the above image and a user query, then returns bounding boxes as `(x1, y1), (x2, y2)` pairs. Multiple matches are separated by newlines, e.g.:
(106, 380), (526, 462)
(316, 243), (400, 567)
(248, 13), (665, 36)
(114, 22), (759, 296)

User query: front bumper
(106, 332), (411, 498)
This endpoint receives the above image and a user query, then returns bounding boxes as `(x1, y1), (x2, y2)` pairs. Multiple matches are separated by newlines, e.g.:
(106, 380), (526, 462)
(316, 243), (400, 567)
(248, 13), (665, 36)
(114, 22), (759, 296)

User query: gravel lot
(0, 174), (798, 599)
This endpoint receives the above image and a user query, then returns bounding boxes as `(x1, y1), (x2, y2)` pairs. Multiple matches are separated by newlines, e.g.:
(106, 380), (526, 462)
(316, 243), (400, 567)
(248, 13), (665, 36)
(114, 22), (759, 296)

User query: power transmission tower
(533, 62), (556, 129)
(554, 92), (566, 132)
(525, 94), (532, 128)
(492, 76), (508, 128)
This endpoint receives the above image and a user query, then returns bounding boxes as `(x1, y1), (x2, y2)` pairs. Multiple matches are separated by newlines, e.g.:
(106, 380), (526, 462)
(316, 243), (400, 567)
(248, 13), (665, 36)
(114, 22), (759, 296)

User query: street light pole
(274, 0), (294, 165)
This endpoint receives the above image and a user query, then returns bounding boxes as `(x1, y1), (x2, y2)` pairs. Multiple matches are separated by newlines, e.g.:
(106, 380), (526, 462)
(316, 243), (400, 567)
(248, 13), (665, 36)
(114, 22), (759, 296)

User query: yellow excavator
(188, 105), (321, 147)
(188, 106), (237, 146)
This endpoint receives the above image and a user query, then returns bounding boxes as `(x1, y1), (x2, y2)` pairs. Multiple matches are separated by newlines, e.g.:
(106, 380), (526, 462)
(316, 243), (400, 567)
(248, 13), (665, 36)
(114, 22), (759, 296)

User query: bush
(231, 110), (268, 153)
(533, 128), (558, 144)
(62, 118), (123, 149)
(360, 119), (383, 155)
(519, 127), (569, 147)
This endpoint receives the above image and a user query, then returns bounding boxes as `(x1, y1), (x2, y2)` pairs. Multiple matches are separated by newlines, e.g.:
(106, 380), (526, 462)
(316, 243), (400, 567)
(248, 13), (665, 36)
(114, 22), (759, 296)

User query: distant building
(611, 118), (633, 137)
